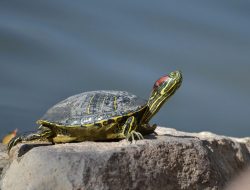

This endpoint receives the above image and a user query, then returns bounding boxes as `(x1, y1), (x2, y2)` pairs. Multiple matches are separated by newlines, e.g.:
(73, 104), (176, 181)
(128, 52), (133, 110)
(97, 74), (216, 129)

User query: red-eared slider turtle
(8, 71), (182, 151)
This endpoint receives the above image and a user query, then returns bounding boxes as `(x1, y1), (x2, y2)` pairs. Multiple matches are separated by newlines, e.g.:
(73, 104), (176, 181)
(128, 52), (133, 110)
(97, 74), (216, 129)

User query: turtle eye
(153, 75), (169, 90)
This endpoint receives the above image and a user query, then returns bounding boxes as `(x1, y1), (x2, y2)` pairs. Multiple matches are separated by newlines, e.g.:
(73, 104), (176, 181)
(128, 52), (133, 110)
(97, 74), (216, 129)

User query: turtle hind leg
(138, 123), (157, 135)
(7, 127), (54, 152)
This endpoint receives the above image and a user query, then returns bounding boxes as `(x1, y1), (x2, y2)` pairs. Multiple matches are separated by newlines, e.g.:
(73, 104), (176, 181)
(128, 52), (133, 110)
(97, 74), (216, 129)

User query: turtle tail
(7, 128), (54, 152)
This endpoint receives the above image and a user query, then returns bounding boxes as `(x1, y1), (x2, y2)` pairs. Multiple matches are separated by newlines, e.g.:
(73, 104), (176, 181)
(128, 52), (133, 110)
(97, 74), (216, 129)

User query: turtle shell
(40, 90), (147, 126)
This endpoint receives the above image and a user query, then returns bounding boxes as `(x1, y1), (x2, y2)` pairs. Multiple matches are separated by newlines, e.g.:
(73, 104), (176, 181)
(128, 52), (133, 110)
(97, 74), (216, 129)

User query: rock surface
(1, 127), (250, 190)
(0, 144), (9, 186)
(225, 166), (250, 190)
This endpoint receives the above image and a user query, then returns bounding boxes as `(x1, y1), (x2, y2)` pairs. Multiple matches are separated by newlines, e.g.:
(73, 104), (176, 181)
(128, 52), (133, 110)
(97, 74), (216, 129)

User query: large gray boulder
(1, 127), (250, 190)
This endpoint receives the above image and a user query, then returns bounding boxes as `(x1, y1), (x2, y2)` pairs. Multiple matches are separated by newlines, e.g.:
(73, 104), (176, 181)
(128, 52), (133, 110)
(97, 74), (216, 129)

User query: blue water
(0, 0), (250, 139)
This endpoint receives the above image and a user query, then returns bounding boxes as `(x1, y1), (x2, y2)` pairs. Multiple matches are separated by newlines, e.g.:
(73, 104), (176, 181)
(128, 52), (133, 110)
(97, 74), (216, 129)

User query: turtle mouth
(169, 70), (182, 88)
(169, 70), (182, 81)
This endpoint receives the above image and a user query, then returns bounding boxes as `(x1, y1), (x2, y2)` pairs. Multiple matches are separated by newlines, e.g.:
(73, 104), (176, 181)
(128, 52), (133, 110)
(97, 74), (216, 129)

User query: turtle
(8, 70), (182, 151)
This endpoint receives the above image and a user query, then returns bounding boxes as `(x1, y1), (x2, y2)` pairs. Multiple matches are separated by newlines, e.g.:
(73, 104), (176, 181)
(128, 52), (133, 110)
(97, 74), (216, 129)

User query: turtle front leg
(7, 126), (54, 152)
(122, 116), (144, 141)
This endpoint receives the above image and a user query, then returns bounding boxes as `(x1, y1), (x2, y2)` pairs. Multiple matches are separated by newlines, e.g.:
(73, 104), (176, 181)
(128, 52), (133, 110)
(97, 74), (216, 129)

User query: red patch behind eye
(153, 75), (169, 89)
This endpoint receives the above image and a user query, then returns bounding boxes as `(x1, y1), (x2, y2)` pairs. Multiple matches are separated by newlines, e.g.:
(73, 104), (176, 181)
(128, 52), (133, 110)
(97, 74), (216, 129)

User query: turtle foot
(126, 130), (144, 142)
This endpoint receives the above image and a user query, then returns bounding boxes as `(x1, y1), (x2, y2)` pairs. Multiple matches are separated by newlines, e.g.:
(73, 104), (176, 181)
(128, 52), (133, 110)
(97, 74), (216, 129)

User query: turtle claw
(126, 130), (144, 143)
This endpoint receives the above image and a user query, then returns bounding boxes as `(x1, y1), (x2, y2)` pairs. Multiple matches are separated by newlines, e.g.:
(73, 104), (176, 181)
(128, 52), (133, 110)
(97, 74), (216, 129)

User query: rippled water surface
(0, 1), (250, 139)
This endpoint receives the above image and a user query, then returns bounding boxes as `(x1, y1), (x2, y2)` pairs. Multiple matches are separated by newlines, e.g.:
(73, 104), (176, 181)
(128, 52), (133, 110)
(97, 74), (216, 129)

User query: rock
(0, 144), (9, 189)
(1, 127), (250, 190)
(225, 166), (250, 190)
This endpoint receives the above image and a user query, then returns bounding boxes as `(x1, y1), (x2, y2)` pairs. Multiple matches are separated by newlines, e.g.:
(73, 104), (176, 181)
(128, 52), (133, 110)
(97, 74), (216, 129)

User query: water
(0, 0), (250, 139)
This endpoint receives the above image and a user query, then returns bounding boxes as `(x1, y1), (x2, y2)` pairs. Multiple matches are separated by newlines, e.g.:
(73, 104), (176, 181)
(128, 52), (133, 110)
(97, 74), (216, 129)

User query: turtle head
(152, 70), (182, 97)
(141, 70), (182, 123)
